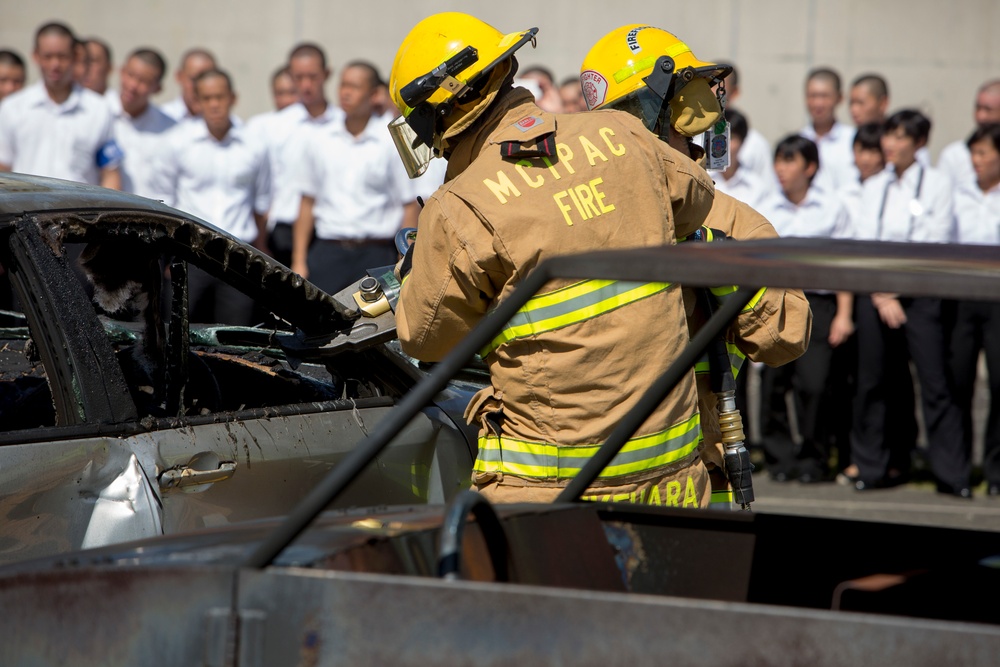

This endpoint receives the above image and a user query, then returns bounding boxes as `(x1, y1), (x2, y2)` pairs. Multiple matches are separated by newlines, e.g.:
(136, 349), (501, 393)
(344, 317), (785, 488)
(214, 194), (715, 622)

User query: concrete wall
(2, 0), (997, 158)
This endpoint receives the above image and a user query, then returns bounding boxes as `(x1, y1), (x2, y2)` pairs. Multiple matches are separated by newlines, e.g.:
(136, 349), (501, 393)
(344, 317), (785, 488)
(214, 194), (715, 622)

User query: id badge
(705, 119), (731, 172)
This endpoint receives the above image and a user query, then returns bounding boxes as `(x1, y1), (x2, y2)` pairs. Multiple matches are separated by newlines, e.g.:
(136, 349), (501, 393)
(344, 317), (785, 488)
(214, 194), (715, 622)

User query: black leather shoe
(794, 461), (829, 484)
(936, 482), (972, 499)
(769, 470), (795, 483)
(854, 478), (886, 491)
(836, 469), (860, 486)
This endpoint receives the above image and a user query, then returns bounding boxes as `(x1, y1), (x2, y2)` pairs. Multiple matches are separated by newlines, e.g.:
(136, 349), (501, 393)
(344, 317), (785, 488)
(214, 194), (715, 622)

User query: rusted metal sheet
(0, 566), (234, 666)
(4, 561), (1000, 666)
(236, 567), (1000, 667)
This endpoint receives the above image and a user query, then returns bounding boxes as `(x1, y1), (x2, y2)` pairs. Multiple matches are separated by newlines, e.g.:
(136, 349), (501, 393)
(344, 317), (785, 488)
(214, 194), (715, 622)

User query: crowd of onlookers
(1, 20), (999, 498)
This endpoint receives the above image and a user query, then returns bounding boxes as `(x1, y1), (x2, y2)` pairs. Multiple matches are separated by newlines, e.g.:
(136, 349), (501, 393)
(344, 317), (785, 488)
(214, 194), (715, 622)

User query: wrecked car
(0, 172), (478, 565)
(1, 238), (1000, 666)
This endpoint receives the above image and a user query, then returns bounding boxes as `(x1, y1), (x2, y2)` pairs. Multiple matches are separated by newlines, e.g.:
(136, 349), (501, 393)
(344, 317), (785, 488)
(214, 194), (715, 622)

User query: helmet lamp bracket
(400, 46), (480, 108)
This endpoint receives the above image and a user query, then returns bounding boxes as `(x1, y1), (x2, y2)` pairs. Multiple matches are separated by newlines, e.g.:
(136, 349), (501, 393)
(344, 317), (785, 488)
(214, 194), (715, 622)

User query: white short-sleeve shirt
(292, 115), (415, 241)
(854, 164), (955, 243)
(247, 102), (343, 227)
(954, 181), (1000, 245)
(0, 82), (119, 185)
(937, 139), (975, 189)
(800, 121), (859, 195)
(112, 99), (176, 199)
(757, 185), (853, 240)
(411, 157), (449, 203)
(153, 119), (271, 242)
(837, 179), (864, 236)
(737, 127), (779, 187)
(160, 97), (194, 124)
(714, 165), (774, 211)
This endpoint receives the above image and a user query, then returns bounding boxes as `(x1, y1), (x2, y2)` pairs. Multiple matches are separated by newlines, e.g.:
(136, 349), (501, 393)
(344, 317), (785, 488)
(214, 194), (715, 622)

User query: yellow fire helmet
(388, 12), (538, 178)
(580, 25), (732, 137)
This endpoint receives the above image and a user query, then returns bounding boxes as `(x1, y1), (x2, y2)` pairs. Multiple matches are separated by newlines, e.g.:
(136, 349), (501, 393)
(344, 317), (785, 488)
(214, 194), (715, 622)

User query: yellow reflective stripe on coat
(709, 489), (734, 509)
(694, 341), (746, 379)
(711, 286), (767, 314)
(481, 279), (672, 356)
(691, 285), (767, 378)
(473, 413), (701, 481)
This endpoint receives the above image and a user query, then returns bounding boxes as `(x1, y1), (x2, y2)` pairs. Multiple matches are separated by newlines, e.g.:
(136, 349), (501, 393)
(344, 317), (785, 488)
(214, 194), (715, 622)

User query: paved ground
(743, 359), (1000, 531)
(751, 473), (1000, 532)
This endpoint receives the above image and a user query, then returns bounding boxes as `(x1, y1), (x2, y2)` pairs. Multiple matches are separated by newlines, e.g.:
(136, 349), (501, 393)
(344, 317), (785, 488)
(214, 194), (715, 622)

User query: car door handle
(160, 460), (237, 490)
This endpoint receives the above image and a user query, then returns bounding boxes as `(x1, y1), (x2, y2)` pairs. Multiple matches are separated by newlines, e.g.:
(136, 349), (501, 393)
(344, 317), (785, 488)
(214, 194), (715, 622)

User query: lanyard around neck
(877, 165), (924, 239)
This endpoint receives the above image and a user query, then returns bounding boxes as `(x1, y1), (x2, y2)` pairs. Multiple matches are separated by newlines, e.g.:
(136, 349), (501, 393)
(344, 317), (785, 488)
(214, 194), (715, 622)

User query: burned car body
(2, 238), (1000, 666)
(0, 173), (477, 564)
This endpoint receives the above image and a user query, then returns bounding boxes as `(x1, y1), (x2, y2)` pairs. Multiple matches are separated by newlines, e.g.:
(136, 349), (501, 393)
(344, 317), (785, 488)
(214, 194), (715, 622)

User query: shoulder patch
(500, 131), (556, 159)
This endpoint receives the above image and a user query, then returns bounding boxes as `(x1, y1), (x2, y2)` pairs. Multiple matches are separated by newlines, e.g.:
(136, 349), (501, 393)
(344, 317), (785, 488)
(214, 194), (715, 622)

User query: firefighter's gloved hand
(393, 227), (417, 282)
(394, 241), (415, 283)
(681, 226), (729, 243)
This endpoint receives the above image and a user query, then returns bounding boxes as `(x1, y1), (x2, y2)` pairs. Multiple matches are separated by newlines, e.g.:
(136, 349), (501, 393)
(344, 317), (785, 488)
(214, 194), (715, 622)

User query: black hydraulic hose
(436, 490), (510, 582)
(556, 285), (758, 503)
(697, 287), (738, 395)
(242, 267), (552, 569)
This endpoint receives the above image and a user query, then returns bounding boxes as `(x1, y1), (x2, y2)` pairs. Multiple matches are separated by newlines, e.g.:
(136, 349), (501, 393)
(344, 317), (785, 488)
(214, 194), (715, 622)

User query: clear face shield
(602, 86), (672, 137)
(388, 115), (437, 179)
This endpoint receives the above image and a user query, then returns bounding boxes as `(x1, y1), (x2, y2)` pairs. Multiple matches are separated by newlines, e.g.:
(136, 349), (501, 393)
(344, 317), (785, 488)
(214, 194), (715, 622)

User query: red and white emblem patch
(514, 115), (543, 131)
(580, 70), (608, 110)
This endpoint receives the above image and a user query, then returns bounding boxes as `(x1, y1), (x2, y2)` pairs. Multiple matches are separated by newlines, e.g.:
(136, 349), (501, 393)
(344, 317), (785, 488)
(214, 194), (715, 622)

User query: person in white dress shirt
(112, 48), (175, 200)
(81, 38), (112, 97)
(161, 48), (216, 123)
(937, 79), (1000, 189)
(717, 65), (774, 187)
(949, 122), (1000, 496)
(712, 108), (774, 210)
(154, 69), (270, 325)
(756, 134), (853, 482)
(838, 122), (886, 227)
(291, 61), (417, 295)
(269, 66), (297, 112)
(848, 74), (888, 129)
(248, 43), (342, 268)
(364, 66), (447, 202)
(0, 50), (26, 103)
(849, 74), (930, 168)
(558, 76), (586, 114)
(0, 22), (121, 189)
(518, 66), (563, 113)
(800, 67), (857, 195)
(850, 109), (967, 496)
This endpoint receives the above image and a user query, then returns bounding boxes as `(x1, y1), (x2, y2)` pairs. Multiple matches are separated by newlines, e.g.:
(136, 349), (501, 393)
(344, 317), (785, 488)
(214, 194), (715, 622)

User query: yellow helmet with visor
(388, 12), (537, 177)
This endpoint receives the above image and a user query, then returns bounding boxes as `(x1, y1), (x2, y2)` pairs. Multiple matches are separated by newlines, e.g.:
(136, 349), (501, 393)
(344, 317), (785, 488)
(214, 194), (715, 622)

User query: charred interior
(0, 212), (414, 435)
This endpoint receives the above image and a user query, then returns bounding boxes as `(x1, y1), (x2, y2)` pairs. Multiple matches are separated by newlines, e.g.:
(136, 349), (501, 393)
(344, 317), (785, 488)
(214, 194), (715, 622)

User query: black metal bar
(436, 490), (509, 582)
(242, 266), (553, 569)
(556, 286), (759, 503)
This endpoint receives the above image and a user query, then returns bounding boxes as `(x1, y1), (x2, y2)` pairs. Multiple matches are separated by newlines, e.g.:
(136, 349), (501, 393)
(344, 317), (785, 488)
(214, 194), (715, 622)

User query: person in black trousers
(949, 123), (1000, 495)
(849, 110), (967, 496)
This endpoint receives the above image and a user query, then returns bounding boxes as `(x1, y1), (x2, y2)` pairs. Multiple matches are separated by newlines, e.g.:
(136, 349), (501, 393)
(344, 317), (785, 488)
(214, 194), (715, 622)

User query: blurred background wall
(2, 0), (997, 158)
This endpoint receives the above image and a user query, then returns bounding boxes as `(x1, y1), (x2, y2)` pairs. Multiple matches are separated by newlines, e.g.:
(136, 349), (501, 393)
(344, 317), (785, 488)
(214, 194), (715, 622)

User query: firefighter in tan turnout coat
(581, 25), (812, 507)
